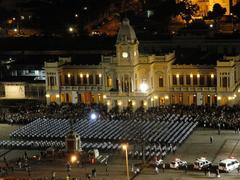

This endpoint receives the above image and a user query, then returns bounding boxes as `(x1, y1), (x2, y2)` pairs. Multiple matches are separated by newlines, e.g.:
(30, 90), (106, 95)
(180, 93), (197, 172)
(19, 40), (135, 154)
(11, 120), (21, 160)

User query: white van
(218, 158), (239, 172)
(193, 157), (211, 170)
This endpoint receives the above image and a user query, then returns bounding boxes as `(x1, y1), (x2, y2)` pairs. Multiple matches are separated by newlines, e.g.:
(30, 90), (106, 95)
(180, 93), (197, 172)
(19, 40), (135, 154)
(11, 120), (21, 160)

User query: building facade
(45, 19), (240, 108)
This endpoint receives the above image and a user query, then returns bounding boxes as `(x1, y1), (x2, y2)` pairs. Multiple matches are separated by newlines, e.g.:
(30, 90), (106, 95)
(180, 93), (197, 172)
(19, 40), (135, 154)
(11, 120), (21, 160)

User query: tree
(176, 0), (199, 26)
(207, 3), (226, 31)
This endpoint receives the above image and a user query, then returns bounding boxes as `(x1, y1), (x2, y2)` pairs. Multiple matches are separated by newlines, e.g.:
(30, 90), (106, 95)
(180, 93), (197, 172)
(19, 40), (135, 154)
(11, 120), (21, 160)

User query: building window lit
(172, 75), (177, 85)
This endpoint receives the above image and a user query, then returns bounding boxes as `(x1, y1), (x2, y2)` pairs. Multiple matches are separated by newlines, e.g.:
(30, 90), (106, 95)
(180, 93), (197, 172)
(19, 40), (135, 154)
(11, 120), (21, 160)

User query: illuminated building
(45, 18), (240, 108)
(176, 0), (239, 16)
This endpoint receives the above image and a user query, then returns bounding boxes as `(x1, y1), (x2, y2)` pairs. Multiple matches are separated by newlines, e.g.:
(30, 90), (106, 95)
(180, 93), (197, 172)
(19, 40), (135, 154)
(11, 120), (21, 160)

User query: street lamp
(90, 112), (97, 121)
(70, 155), (77, 163)
(122, 144), (130, 180)
(69, 27), (74, 33)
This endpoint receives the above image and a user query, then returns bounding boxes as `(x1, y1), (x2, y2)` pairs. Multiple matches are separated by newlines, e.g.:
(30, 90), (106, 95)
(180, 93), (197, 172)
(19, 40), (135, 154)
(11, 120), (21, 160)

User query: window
(172, 75), (177, 85)
(83, 75), (87, 84)
(200, 75), (205, 86)
(193, 75), (198, 85)
(70, 76), (75, 86)
(207, 75), (211, 86)
(89, 74), (93, 85)
(77, 75), (81, 85)
(49, 76), (56, 86)
(179, 75), (184, 85)
(222, 77), (227, 87)
(159, 76), (164, 87)
(64, 75), (69, 85)
(186, 75), (191, 85)
(95, 74), (100, 84)
(59, 76), (62, 86)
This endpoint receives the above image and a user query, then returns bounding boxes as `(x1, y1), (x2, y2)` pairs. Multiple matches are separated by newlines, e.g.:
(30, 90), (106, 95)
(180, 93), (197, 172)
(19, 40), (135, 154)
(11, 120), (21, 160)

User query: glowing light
(67, 73), (71, 78)
(118, 101), (122, 106)
(13, 28), (17, 32)
(80, 73), (83, 78)
(154, 95), (158, 99)
(197, 74), (200, 78)
(75, 14), (78, 18)
(144, 101), (147, 106)
(71, 155), (77, 163)
(107, 101), (110, 106)
(99, 74), (102, 78)
(209, 24), (213, 28)
(164, 96), (169, 100)
(190, 74), (193, 78)
(217, 96), (222, 100)
(90, 112), (97, 120)
(103, 95), (107, 99)
(86, 74), (89, 78)
(69, 27), (74, 32)
(132, 101), (136, 106)
(211, 74), (214, 78)
(56, 94), (60, 98)
(140, 82), (148, 92)
(122, 52), (128, 58)
(176, 74), (179, 78)
(122, 144), (128, 150)
(46, 94), (50, 98)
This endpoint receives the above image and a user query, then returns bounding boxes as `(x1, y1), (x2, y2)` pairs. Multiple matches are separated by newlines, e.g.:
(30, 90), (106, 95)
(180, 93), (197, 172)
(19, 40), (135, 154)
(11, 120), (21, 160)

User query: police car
(170, 158), (187, 169)
(218, 158), (239, 172)
(193, 157), (212, 170)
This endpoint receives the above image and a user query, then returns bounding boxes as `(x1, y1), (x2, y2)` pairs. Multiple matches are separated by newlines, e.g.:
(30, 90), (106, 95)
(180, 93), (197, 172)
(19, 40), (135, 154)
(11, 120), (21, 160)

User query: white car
(170, 158), (187, 169)
(218, 158), (239, 172)
(193, 157), (211, 170)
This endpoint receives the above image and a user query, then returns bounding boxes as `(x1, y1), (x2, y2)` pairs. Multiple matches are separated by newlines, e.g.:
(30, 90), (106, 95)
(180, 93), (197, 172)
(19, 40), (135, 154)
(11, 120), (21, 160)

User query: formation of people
(1, 102), (240, 130)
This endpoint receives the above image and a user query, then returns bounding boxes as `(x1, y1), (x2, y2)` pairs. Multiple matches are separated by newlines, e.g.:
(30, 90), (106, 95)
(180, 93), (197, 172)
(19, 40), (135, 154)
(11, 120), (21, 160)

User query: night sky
(1, 0), (26, 9)
(1, 0), (48, 9)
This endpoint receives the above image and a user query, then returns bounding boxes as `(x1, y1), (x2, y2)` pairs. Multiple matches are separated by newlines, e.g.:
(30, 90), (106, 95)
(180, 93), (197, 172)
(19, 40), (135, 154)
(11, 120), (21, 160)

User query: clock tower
(116, 18), (139, 65)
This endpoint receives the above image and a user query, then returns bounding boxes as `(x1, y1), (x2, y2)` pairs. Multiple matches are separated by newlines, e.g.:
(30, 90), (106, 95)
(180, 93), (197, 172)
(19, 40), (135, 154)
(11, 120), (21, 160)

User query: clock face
(122, 52), (128, 58)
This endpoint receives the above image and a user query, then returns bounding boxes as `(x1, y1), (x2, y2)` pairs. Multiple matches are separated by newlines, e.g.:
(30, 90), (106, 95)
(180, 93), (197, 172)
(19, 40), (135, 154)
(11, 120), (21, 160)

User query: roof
(116, 18), (137, 44)
(220, 159), (238, 163)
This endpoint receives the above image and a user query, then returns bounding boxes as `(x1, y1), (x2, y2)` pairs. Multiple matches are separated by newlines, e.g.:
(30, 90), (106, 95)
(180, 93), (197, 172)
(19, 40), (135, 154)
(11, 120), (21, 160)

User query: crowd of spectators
(1, 102), (240, 130)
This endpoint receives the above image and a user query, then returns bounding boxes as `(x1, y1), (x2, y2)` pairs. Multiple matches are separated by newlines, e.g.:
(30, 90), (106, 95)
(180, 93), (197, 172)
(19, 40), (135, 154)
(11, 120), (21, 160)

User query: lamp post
(122, 144), (130, 180)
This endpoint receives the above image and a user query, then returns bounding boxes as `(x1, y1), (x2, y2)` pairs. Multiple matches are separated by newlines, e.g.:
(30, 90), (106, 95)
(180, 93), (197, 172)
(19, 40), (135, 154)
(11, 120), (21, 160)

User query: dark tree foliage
(232, 2), (240, 21)
(176, 0), (199, 26)
(207, 3), (226, 31)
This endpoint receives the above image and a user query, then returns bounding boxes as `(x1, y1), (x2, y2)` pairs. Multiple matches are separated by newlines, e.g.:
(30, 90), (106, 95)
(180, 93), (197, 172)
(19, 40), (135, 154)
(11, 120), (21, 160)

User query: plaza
(0, 122), (240, 179)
